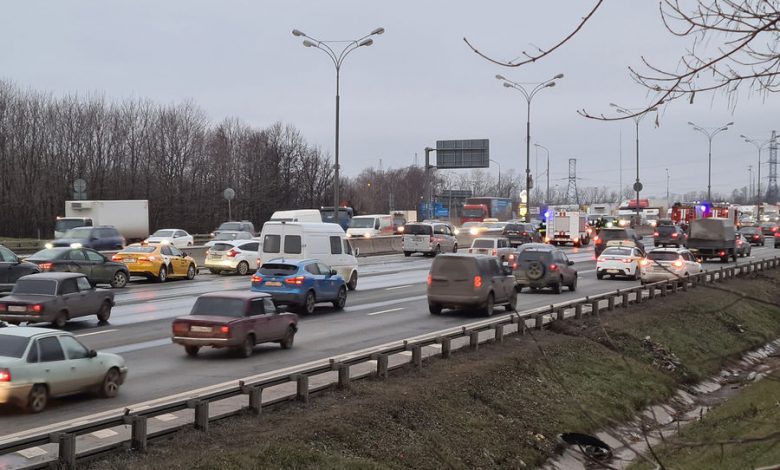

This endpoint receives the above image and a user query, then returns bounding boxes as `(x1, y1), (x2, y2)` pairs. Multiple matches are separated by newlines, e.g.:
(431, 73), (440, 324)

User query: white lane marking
(345, 295), (427, 312)
(76, 329), (118, 338)
(104, 338), (171, 355)
(368, 307), (404, 316)
(156, 413), (178, 422)
(17, 447), (47, 459)
(579, 269), (596, 274)
(91, 429), (118, 439)
(385, 284), (412, 290)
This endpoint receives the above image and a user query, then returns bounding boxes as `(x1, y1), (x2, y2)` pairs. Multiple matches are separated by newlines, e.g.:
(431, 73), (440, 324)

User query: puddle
(542, 338), (780, 470)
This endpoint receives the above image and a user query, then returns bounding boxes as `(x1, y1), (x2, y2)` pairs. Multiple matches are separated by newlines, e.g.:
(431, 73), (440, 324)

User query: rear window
(13, 279), (57, 295)
(0, 335), (29, 358)
(218, 222), (242, 231)
(27, 249), (65, 260)
(122, 246), (156, 253)
(602, 248), (632, 257)
(518, 250), (553, 262)
(504, 224), (521, 231)
(258, 263), (299, 276)
(472, 239), (495, 249)
(263, 235), (281, 253)
(656, 226), (676, 235)
(739, 228), (759, 234)
(405, 224), (432, 236)
(648, 252), (681, 261)
(211, 243), (234, 252)
(599, 230), (630, 241)
(431, 257), (475, 276)
(190, 297), (245, 318)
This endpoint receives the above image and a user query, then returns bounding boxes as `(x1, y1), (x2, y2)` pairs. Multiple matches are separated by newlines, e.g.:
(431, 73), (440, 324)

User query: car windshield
(190, 297), (245, 318)
(648, 252), (681, 262)
(0, 335), (30, 358)
(27, 249), (66, 260)
(122, 246), (156, 253)
(215, 232), (241, 240)
(350, 218), (376, 229)
(504, 224), (527, 232)
(431, 257), (474, 276)
(259, 263), (298, 276)
(151, 230), (174, 237)
(405, 224), (432, 235)
(393, 217), (405, 225)
(62, 227), (93, 239)
(13, 279), (57, 295)
(518, 250), (552, 262)
(218, 222), (243, 231)
(602, 248), (633, 257)
(55, 219), (88, 234)
(461, 222), (479, 229)
(472, 239), (495, 249)
(599, 230), (630, 241)
(462, 208), (485, 218)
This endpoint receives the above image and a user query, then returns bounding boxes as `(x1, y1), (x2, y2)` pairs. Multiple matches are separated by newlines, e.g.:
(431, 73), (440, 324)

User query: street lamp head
(647, 107), (658, 112)
(292, 29), (305, 37)
(726, 121), (734, 126)
(371, 27), (385, 35)
(495, 74), (506, 81)
(545, 82), (556, 88)
(302, 39), (317, 48)
(503, 82), (513, 88)
(609, 103), (619, 108)
(687, 121), (695, 126)
(553, 73), (564, 79)
(358, 38), (374, 47)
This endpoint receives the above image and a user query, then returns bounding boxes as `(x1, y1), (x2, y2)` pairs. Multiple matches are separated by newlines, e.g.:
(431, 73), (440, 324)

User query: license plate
(607, 269), (620, 274)
(190, 326), (212, 333)
(8, 305), (26, 312)
(123, 258), (135, 264)
(265, 281), (282, 287)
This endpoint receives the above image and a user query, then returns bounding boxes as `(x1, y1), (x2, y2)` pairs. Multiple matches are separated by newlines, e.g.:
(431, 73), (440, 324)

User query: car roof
(649, 247), (687, 253)
(20, 272), (85, 280)
(199, 291), (271, 300)
(0, 326), (66, 338)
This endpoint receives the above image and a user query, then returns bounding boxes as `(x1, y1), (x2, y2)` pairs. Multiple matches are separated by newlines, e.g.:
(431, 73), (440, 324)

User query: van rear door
(403, 224), (432, 252)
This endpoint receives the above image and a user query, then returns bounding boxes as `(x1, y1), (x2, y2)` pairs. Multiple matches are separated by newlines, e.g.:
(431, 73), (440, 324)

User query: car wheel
(404, 251), (411, 257)
(505, 290), (517, 311)
(482, 293), (495, 317)
(110, 271), (129, 288)
(452, 243), (458, 253)
(238, 334), (255, 358)
(720, 255), (729, 263)
(236, 261), (249, 276)
(333, 286), (347, 310)
(632, 267), (641, 281)
(209, 268), (222, 275)
(303, 291), (316, 315)
(596, 271), (604, 280)
(568, 276), (577, 292)
(26, 385), (48, 413)
(99, 368), (121, 398)
(187, 242), (193, 247)
(280, 326), (295, 349)
(347, 272), (358, 291)
(429, 303), (442, 315)
(186, 264), (197, 280)
(551, 280), (562, 294)
(516, 285), (523, 293)
(433, 245), (441, 256)
(157, 265), (168, 283)
(53, 311), (68, 329)
(96, 301), (112, 324)
(185, 346), (200, 357)
(527, 261), (545, 281)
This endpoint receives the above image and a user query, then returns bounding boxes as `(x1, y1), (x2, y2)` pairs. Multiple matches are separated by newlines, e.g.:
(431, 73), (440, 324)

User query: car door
(559, 252), (576, 284)
(304, 262), (326, 298)
(318, 262), (339, 299)
(58, 334), (104, 392)
(238, 242), (261, 268)
(169, 246), (189, 274)
(76, 276), (102, 317)
(263, 298), (287, 340)
(84, 249), (111, 284)
(0, 246), (13, 285)
(247, 298), (271, 342)
(58, 277), (83, 317)
(486, 259), (509, 302)
(64, 249), (91, 277)
(35, 336), (70, 396)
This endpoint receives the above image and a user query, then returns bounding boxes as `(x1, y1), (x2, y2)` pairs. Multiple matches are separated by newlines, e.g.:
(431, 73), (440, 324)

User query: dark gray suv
(513, 246), (577, 294)
(427, 254), (516, 316)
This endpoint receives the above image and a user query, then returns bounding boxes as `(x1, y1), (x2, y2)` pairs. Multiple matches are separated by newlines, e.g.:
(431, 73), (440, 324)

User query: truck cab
(54, 217), (93, 239)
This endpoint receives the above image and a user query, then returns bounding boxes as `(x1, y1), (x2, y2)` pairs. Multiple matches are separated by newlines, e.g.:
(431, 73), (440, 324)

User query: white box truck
(55, 200), (150, 241)
(548, 210), (591, 247)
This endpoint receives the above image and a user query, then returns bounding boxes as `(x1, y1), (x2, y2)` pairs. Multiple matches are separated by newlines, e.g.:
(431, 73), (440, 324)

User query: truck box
(548, 211), (591, 247)
(687, 218), (736, 262)
(56, 200), (150, 241)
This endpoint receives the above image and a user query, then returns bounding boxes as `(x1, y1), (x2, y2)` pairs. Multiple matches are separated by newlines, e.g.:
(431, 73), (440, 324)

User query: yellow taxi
(112, 242), (197, 282)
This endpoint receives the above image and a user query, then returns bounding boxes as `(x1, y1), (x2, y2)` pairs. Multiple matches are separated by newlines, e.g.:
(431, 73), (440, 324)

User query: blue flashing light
(544, 210), (552, 220)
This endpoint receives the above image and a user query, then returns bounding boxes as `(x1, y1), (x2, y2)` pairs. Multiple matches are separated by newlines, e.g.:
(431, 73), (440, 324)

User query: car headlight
(346, 233), (352, 238)
(454, 229), (460, 235)
(364, 233), (372, 238)
(45, 243), (53, 249)
(470, 228), (479, 235)
(70, 243), (82, 248)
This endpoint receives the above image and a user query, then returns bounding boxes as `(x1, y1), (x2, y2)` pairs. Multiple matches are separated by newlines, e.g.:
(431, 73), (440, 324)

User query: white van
(259, 222), (359, 290)
(346, 214), (393, 239)
(269, 209), (323, 224)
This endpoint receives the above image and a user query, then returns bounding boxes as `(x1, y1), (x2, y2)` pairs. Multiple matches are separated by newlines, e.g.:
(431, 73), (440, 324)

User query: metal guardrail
(1, 256), (778, 469)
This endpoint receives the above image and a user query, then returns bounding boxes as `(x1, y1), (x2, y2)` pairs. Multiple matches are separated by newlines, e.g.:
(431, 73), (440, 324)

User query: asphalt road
(1, 239), (777, 436)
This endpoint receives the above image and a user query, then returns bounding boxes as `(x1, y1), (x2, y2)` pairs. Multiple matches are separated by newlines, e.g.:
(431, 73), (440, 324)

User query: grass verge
(90, 271), (780, 470)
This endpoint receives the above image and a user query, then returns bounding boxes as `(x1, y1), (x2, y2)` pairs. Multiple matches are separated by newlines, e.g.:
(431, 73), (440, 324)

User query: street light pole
(665, 168), (670, 206)
(688, 121), (734, 202)
(497, 73), (563, 222)
(740, 135), (771, 221)
(534, 143), (551, 204)
(609, 103), (657, 224)
(489, 159), (502, 197)
(292, 27), (385, 213)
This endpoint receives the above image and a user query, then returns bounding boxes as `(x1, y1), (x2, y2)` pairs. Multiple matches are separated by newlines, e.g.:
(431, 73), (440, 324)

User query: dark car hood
(0, 294), (54, 304)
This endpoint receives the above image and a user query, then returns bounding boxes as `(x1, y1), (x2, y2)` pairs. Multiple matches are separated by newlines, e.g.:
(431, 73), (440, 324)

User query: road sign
(633, 181), (643, 192)
(435, 139), (489, 169)
(223, 188), (236, 200)
(73, 179), (87, 193)
(439, 189), (472, 199)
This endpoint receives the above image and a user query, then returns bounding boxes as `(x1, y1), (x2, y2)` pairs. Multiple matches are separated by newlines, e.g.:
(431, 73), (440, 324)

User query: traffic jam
(2, 198), (779, 412)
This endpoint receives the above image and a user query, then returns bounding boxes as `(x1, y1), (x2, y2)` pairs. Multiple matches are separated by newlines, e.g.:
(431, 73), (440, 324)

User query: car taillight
(219, 325), (230, 335)
(719, 251), (726, 256)
(139, 256), (157, 262)
(597, 256), (606, 262)
(671, 233), (678, 238)
(473, 276), (482, 288)
(653, 232), (659, 237)
(0, 304), (5, 312)
(172, 322), (188, 334)
(38, 262), (53, 271)
(0, 369), (10, 382)
(227, 249), (239, 258)
(427, 274), (432, 286)
(28, 304), (43, 313)
(640, 259), (649, 266)
(594, 236), (600, 243)
(285, 276), (305, 285)
(773, 227), (778, 232)
(491, 249), (497, 256)
(251, 274), (263, 283)
(549, 264), (558, 271)
(521, 232), (528, 236)
(621, 258), (633, 264)
(112, 255), (122, 261)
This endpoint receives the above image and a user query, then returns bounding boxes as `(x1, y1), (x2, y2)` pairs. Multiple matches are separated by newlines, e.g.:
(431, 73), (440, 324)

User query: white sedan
(596, 246), (645, 280)
(145, 229), (194, 248)
(640, 247), (703, 284)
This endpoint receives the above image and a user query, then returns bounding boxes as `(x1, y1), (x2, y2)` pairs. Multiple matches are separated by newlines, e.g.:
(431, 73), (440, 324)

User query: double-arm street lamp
(292, 27), (385, 212)
(688, 121), (734, 202)
(534, 143), (551, 204)
(609, 103), (657, 222)
(496, 73), (563, 221)
(740, 134), (771, 221)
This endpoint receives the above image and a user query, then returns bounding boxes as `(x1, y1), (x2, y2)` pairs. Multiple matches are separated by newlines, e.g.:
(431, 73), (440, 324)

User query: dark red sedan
(171, 291), (298, 358)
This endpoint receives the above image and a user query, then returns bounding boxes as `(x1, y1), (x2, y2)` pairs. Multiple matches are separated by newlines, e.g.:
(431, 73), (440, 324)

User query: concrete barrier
(349, 236), (403, 256)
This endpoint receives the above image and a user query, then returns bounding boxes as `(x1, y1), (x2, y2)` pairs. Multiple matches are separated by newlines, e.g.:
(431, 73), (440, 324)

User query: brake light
(521, 232), (528, 236)
(227, 249), (239, 258)
(549, 264), (558, 271)
(0, 305), (5, 312)
(719, 251), (726, 256)
(172, 322), (188, 334)
(640, 258), (649, 266)
(112, 255), (122, 261)
(491, 249), (497, 256)
(427, 274), (432, 286)
(29, 304), (43, 313)
(473, 276), (482, 288)
(0, 369), (10, 382)
(671, 233), (678, 238)
(653, 232), (659, 237)
(219, 325), (230, 334)
(597, 256), (606, 262)
(38, 262), (54, 271)
(285, 276), (305, 285)
(593, 236), (600, 243)
(138, 256), (157, 262)
(773, 227), (778, 232)
(251, 274), (263, 283)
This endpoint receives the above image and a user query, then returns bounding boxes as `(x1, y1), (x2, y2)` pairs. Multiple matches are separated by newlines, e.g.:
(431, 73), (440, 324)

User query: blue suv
(251, 259), (347, 314)
(49, 226), (125, 251)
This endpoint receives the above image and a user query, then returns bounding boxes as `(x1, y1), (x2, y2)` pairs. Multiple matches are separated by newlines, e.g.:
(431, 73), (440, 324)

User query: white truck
(55, 200), (150, 241)
(548, 210), (591, 247)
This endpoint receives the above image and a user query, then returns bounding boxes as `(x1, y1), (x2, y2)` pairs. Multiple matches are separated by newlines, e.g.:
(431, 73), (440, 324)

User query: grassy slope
(92, 272), (780, 470)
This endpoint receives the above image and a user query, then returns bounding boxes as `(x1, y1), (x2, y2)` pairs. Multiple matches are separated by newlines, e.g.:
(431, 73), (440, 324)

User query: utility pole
(665, 168), (670, 206)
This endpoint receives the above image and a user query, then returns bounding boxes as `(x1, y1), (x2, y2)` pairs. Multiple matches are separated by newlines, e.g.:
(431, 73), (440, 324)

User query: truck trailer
(55, 200), (150, 241)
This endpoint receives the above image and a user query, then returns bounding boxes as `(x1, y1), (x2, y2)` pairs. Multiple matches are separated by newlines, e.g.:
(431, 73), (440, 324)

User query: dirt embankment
(92, 271), (780, 470)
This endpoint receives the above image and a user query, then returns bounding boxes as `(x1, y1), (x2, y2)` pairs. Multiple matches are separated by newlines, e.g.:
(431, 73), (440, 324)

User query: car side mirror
(182, 252), (189, 257)
(568, 260), (575, 266)
(330, 269), (337, 276)
(87, 349), (97, 358)
(354, 247), (360, 257)
(501, 261), (513, 275)
(276, 305), (288, 313)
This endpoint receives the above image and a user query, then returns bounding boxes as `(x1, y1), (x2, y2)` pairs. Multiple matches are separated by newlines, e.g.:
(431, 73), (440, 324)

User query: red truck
(461, 197), (513, 223)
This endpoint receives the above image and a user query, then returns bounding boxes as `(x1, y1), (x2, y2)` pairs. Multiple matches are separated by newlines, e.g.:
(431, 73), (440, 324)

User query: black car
(739, 227), (765, 246)
(653, 224), (687, 247)
(0, 245), (41, 293)
(25, 247), (130, 288)
(594, 228), (645, 257)
(735, 233), (752, 258)
(760, 223), (779, 236)
(0, 272), (115, 328)
(49, 226), (125, 251)
(502, 222), (541, 246)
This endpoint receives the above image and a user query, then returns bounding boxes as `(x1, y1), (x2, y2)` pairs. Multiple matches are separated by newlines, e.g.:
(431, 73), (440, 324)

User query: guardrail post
(296, 375), (309, 403)
(590, 300), (600, 315)
(469, 331), (480, 350)
(338, 364), (351, 389)
(58, 433), (76, 469)
(376, 354), (389, 378)
(411, 345), (422, 368)
(194, 401), (209, 431)
(131, 416), (148, 451)
(575, 303), (584, 319)
(621, 291), (630, 307)
(607, 295), (616, 311)
(494, 324), (504, 343)
(438, 337), (452, 358)
(681, 277), (689, 291)
(648, 285), (655, 299)
(660, 282), (668, 297)
(634, 287), (643, 304)
(248, 387), (263, 415)
(535, 314), (545, 329)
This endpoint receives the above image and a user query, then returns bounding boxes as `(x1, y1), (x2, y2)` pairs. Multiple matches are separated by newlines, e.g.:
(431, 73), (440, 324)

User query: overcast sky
(1, 1), (774, 199)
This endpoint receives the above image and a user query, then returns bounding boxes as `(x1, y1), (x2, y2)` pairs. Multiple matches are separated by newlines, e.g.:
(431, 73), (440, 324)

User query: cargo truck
(547, 210), (591, 247)
(461, 197), (513, 223)
(686, 218), (737, 263)
(55, 200), (150, 241)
